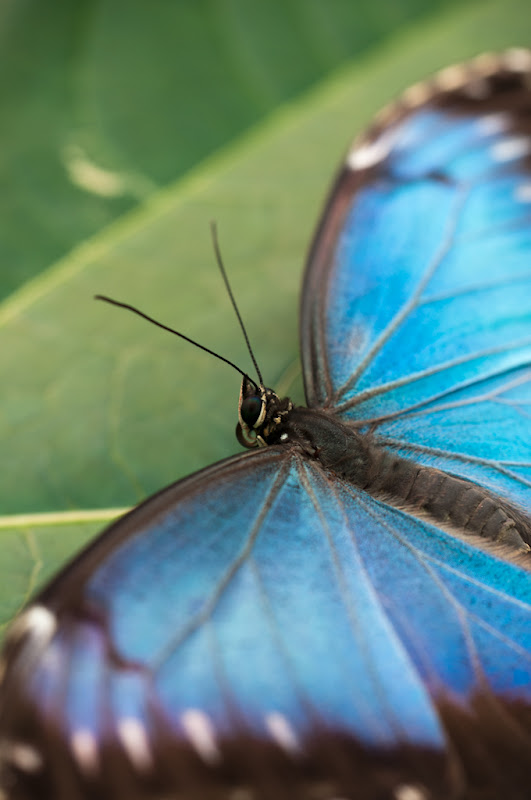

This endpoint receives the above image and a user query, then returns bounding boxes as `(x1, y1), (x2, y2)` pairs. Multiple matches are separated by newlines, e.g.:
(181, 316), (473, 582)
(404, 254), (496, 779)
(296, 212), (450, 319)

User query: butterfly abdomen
(281, 407), (531, 553)
(367, 448), (531, 551)
(363, 445), (531, 551)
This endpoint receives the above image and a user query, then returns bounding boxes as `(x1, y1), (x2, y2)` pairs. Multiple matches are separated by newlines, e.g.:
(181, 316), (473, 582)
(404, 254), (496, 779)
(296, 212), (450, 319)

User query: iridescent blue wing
(2, 444), (531, 799)
(302, 50), (531, 508)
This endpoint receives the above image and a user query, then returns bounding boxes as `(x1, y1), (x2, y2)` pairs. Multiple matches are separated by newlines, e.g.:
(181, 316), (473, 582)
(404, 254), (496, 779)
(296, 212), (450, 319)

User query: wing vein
(347, 368), (531, 428)
(151, 459), (291, 671)
(334, 182), (470, 402)
(335, 343), (531, 417)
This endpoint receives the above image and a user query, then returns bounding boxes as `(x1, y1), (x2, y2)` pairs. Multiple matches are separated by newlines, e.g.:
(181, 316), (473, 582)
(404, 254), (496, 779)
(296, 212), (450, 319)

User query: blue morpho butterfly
(1, 50), (531, 800)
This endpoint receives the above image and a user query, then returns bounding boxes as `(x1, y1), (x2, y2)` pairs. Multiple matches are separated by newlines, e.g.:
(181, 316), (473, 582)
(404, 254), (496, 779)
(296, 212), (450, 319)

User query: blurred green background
(0, 0), (530, 628)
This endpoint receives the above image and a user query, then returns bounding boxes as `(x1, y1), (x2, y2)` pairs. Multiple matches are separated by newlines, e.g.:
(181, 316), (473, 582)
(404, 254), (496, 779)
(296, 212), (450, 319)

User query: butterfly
(1, 49), (531, 800)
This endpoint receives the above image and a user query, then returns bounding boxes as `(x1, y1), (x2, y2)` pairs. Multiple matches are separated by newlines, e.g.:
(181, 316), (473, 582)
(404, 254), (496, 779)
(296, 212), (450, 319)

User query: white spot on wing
(2, 741), (43, 773)
(516, 183), (531, 203)
(472, 51), (500, 76)
(504, 48), (531, 72)
(7, 606), (57, 648)
(394, 784), (427, 800)
(347, 128), (399, 171)
(477, 112), (510, 136)
(0, 607), (60, 685)
(347, 140), (386, 170)
(0, 606), (57, 680)
(265, 712), (300, 754)
(180, 709), (220, 764)
(402, 81), (431, 107)
(117, 717), (153, 772)
(71, 728), (99, 775)
(491, 136), (531, 162)
(436, 64), (466, 91)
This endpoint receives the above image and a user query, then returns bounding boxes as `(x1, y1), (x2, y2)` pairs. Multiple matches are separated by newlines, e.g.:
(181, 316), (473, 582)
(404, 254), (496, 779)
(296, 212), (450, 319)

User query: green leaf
(0, 515), (106, 633)
(0, 0), (458, 301)
(0, 0), (529, 630)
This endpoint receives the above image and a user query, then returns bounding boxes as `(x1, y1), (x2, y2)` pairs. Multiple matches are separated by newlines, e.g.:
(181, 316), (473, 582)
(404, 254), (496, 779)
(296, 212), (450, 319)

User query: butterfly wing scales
(2, 443), (531, 798)
(301, 51), (531, 508)
(0, 450), (454, 798)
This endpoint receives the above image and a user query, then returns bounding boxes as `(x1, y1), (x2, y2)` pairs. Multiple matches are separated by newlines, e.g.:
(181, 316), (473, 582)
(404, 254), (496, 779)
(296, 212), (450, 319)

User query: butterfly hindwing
(0, 448), (451, 797)
(2, 434), (531, 798)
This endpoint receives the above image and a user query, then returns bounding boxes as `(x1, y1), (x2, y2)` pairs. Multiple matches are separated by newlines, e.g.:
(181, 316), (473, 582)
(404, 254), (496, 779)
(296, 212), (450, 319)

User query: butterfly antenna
(95, 295), (258, 387)
(210, 222), (264, 387)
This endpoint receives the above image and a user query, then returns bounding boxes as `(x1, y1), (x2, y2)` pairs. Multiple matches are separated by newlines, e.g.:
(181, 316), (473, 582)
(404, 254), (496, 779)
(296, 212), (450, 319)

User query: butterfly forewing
(301, 51), (531, 508)
(1, 449), (461, 799)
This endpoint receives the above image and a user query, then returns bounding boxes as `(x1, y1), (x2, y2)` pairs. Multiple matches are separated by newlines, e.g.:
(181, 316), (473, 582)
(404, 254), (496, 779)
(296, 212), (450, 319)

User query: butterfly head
(236, 376), (293, 448)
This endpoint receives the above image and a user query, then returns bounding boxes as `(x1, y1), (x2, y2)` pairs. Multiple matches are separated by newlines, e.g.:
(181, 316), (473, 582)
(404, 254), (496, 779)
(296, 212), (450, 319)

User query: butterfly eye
(237, 378), (267, 448)
(240, 395), (264, 428)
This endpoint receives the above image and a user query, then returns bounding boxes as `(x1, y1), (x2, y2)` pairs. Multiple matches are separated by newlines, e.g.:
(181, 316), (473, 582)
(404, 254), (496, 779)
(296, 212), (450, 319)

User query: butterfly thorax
(238, 378), (531, 555)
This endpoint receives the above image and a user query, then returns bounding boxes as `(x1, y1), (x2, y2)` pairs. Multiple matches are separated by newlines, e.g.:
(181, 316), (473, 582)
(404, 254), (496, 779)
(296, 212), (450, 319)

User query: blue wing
(1, 444), (531, 797)
(301, 51), (531, 508)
